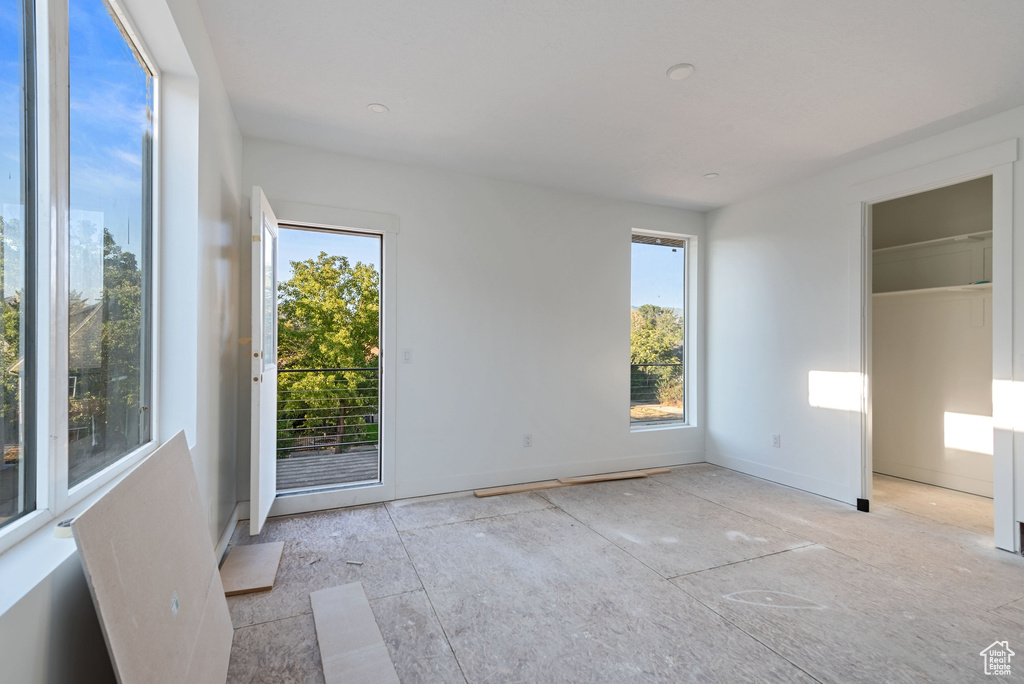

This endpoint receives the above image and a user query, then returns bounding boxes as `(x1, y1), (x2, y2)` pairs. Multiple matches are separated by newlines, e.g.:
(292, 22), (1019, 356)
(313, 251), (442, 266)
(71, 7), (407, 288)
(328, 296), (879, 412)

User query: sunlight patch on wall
(943, 412), (993, 455)
(808, 371), (864, 412)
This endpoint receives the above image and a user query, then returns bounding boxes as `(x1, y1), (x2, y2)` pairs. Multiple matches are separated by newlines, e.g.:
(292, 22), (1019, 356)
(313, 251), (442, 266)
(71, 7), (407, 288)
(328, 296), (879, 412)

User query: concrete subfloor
(225, 464), (1024, 683)
(872, 472), (993, 535)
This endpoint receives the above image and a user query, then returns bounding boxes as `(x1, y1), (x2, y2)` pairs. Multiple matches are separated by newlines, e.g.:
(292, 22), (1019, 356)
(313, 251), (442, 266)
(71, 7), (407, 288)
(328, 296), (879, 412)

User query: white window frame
(629, 228), (695, 432)
(0, 0), (161, 555)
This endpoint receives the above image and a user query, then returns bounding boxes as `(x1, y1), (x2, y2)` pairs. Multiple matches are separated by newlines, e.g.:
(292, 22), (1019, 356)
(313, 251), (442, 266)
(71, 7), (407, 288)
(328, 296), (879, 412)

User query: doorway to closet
(870, 176), (994, 533)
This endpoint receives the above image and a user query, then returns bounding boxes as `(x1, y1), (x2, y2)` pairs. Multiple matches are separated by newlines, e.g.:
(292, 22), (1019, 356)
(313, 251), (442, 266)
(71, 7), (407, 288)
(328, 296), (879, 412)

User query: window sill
(630, 422), (693, 433)
(0, 511), (78, 616)
(0, 440), (157, 615)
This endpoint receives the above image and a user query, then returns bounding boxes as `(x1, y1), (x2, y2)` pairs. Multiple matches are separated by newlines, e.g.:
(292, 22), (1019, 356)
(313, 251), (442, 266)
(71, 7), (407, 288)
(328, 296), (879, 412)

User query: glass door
(274, 225), (382, 493)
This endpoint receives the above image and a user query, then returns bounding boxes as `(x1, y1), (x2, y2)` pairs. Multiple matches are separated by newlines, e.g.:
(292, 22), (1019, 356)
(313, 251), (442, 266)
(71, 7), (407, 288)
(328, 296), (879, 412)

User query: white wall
(873, 288), (993, 495)
(706, 104), (1024, 507)
(239, 139), (706, 503)
(175, 0), (245, 548)
(1, 0), (243, 680)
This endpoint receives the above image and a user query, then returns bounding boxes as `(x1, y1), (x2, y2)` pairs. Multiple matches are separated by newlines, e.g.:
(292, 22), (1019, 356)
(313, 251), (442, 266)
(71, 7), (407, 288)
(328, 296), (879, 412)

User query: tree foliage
(0, 216), (23, 467)
(276, 253), (380, 457)
(630, 304), (683, 364)
(68, 229), (144, 465)
(278, 252), (379, 369)
(630, 304), (684, 408)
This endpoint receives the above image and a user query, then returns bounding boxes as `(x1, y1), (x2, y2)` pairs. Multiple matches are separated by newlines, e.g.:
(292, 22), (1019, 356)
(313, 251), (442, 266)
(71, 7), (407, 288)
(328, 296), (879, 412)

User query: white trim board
(214, 502), (241, 565)
(706, 450), (854, 506)
(852, 141), (1016, 552)
(271, 200), (399, 234)
(848, 139), (1018, 204)
(234, 449), (707, 521)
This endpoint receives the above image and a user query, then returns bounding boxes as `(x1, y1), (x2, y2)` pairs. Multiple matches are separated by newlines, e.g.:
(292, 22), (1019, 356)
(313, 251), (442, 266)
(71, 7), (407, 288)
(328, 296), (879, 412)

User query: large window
(0, 0), (154, 535)
(67, 0), (153, 485)
(0, 0), (35, 528)
(630, 233), (685, 425)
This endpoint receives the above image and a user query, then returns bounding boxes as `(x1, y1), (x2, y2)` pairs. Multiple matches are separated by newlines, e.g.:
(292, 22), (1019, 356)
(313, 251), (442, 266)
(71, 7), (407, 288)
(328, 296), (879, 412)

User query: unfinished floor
(225, 464), (1024, 683)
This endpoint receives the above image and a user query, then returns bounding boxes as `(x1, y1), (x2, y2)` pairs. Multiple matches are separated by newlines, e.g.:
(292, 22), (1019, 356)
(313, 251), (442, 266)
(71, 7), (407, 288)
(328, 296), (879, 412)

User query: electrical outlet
(771, 433), (781, 448)
(523, 434), (533, 448)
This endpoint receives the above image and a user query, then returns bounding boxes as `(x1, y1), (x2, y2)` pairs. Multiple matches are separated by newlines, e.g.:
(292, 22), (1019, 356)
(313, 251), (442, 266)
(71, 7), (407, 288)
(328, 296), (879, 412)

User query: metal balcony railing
(276, 366), (379, 458)
(630, 362), (684, 423)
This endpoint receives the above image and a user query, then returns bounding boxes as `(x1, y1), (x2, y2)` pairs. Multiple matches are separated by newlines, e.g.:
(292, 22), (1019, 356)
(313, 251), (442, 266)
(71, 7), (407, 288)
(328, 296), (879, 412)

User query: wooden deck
(276, 448), (380, 491)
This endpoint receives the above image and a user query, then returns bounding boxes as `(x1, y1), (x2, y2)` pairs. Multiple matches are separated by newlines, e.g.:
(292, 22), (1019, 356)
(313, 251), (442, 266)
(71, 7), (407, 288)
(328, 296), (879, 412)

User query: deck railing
(630, 362), (684, 422)
(276, 366), (379, 459)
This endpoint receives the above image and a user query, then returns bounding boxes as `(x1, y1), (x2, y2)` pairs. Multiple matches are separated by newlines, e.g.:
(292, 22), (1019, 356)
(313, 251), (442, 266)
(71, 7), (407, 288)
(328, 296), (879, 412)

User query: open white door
(250, 186), (279, 535)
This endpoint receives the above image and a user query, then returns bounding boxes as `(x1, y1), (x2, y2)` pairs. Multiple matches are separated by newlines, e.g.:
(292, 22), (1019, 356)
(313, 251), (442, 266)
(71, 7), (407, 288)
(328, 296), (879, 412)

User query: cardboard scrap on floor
(474, 467), (674, 497)
(72, 431), (233, 684)
(220, 541), (285, 596)
(311, 583), (400, 684)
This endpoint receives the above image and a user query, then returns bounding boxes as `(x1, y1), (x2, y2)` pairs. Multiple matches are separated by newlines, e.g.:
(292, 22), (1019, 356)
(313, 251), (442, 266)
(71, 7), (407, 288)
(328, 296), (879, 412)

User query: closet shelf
(873, 282), (992, 298)
(872, 230), (992, 255)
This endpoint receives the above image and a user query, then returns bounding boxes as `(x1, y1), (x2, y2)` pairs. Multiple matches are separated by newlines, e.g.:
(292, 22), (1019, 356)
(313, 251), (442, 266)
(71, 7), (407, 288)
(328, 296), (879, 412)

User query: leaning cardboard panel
(72, 431), (233, 684)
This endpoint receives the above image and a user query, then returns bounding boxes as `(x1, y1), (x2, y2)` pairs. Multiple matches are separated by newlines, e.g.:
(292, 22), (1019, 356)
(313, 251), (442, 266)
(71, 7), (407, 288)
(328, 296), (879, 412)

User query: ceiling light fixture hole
(666, 63), (695, 80)
(367, 103), (389, 113)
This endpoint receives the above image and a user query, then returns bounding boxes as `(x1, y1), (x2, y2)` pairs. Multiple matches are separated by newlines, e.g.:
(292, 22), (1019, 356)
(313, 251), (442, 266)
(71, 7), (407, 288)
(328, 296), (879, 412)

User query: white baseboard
(706, 450), (854, 505)
(874, 462), (993, 498)
(394, 449), (707, 501)
(214, 502), (241, 564)
(232, 450), (709, 519)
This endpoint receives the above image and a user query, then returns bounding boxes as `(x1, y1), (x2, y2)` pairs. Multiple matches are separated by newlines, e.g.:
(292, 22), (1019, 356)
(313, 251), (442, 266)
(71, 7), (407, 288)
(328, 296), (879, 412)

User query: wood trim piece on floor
(474, 467), (673, 497)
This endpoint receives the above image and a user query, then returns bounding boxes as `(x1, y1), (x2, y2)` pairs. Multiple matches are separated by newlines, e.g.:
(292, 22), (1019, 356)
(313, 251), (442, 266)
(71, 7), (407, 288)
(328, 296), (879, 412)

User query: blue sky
(0, 2), (25, 297)
(278, 227), (381, 282)
(631, 242), (685, 310)
(67, 0), (152, 302)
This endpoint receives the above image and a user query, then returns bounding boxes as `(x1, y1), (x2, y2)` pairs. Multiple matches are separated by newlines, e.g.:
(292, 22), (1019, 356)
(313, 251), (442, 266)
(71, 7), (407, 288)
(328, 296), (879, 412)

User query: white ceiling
(197, 0), (1024, 211)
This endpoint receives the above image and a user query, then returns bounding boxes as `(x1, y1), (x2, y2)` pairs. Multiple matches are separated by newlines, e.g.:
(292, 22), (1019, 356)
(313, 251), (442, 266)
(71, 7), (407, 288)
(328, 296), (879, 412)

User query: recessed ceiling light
(703, 172), (720, 180)
(367, 103), (389, 113)
(666, 63), (695, 80)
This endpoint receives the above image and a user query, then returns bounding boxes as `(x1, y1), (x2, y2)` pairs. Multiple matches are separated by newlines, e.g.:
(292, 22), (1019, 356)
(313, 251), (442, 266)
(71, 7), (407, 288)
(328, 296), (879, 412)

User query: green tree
(68, 229), (144, 461)
(630, 304), (682, 364)
(277, 253), (380, 457)
(0, 216), (24, 470)
(630, 304), (683, 408)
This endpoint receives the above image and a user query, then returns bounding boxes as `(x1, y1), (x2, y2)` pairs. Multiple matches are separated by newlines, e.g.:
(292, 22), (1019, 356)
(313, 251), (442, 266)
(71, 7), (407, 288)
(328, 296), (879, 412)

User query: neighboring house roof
(7, 301), (103, 374)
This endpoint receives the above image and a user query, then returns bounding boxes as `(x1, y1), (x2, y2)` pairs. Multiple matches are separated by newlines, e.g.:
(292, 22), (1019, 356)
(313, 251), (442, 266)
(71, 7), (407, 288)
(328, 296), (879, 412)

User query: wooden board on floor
(311, 583), (400, 684)
(558, 469), (652, 485)
(72, 431), (232, 684)
(220, 541), (285, 595)
(643, 468), (672, 475)
(474, 480), (568, 497)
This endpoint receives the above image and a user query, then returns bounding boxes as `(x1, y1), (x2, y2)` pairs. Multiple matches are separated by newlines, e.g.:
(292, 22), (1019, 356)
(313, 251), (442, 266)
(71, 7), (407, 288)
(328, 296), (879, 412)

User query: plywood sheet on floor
(221, 542), (285, 595)
(72, 431), (232, 684)
(311, 583), (399, 684)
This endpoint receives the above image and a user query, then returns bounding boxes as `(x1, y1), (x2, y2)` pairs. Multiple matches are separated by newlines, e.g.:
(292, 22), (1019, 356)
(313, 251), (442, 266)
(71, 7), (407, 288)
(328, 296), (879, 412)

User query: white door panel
(251, 186), (279, 535)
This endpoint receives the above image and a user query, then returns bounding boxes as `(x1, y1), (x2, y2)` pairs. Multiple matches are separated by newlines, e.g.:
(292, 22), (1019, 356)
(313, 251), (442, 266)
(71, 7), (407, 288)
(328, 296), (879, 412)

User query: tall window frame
(0, 0), (159, 550)
(0, 0), (38, 532)
(630, 231), (688, 428)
